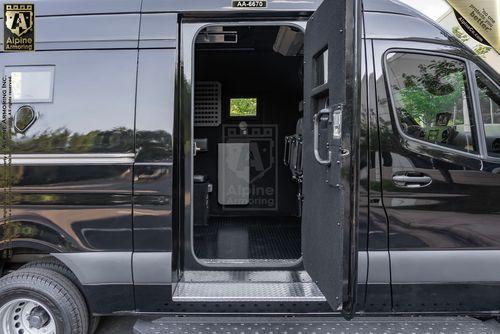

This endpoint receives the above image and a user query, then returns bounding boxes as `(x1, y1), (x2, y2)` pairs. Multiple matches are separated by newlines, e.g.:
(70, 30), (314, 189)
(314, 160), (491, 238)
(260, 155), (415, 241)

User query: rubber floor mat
(194, 217), (301, 260)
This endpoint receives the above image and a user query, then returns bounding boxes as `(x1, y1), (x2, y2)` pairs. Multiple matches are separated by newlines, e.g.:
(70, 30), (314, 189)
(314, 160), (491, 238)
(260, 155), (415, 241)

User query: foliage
(473, 44), (492, 58)
(452, 26), (469, 43)
(230, 98), (257, 117)
(451, 26), (491, 59)
(396, 60), (465, 126)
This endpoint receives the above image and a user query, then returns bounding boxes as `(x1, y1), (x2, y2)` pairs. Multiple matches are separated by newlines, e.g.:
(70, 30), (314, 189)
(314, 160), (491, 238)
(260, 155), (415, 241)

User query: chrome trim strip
(8, 153), (135, 165)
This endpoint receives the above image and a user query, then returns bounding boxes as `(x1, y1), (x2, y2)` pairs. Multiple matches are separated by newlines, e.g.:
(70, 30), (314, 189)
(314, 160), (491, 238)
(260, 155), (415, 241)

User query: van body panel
(0, 49), (137, 254)
(372, 35), (500, 312)
(141, 0), (321, 13)
(0, 0), (498, 318)
(0, 0), (141, 16)
(139, 13), (178, 49)
(364, 12), (450, 42)
(373, 39), (500, 251)
(0, 164), (133, 253)
(0, 14), (141, 50)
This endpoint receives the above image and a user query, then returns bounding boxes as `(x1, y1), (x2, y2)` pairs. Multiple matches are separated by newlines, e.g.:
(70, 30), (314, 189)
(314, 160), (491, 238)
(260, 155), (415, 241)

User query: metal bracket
(332, 103), (343, 139)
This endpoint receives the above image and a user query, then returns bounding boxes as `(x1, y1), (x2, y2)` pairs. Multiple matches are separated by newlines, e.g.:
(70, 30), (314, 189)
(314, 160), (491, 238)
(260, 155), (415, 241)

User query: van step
(182, 270), (313, 283)
(172, 282), (325, 302)
(133, 316), (500, 334)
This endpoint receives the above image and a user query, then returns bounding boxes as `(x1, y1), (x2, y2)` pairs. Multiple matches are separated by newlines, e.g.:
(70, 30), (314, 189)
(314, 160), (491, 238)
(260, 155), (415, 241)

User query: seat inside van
(192, 25), (304, 264)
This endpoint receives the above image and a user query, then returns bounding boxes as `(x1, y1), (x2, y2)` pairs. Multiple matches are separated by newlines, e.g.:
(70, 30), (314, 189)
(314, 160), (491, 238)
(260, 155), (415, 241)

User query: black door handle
(392, 173), (432, 188)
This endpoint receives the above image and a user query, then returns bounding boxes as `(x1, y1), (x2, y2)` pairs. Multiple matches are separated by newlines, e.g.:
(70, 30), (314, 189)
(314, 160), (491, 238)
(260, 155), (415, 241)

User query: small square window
(229, 97), (257, 117)
(5, 65), (55, 103)
(314, 48), (328, 86)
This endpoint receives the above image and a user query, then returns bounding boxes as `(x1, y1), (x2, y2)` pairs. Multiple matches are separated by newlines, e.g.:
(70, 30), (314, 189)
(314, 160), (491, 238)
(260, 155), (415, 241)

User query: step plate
(172, 282), (326, 302)
(182, 270), (313, 283)
(133, 316), (500, 334)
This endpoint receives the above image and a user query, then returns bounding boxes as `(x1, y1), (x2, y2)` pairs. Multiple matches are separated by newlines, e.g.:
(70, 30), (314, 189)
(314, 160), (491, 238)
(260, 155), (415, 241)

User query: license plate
(232, 0), (267, 8)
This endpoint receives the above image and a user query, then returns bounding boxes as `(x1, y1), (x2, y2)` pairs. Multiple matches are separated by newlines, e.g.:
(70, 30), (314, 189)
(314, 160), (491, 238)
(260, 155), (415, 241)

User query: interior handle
(392, 174), (432, 188)
(313, 108), (332, 166)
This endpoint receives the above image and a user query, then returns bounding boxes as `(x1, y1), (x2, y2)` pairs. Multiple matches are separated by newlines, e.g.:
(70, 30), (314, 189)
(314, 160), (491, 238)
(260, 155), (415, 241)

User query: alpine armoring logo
(4, 4), (35, 52)
(221, 123), (278, 211)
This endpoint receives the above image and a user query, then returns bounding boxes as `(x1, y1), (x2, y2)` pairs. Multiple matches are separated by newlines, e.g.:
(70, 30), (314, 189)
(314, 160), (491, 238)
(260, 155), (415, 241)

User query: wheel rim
(0, 298), (56, 334)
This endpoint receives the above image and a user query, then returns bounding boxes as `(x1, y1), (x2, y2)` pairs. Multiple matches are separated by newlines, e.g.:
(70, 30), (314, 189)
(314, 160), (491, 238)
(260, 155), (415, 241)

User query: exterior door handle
(392, 174), (432, 188)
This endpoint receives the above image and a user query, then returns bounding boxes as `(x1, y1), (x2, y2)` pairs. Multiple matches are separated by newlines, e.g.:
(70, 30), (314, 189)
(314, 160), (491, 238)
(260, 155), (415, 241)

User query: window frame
(469, 65), (500, 162)
(382, 48), (483, 159)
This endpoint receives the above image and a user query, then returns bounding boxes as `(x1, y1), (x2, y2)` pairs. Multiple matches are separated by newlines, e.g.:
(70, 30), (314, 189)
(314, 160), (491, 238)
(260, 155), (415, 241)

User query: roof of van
(26, 0), (419, 16)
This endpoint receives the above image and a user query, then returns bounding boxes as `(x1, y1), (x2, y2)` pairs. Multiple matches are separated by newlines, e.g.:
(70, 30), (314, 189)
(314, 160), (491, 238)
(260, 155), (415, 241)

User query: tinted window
(2, 51), (136, 154)
(476, 71), (500, 157)
(386, 52), (477, 153)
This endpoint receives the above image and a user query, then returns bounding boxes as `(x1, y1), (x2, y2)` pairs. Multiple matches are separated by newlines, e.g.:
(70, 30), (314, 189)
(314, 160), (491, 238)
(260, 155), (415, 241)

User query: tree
(451, 26), (491, 59)
(397, 60), (465, 127)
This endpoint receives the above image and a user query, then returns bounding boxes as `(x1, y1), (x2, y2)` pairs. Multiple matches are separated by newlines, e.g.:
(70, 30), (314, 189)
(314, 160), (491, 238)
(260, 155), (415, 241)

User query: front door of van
(302, 0), (361, 315)
(374, 40), (500, 312)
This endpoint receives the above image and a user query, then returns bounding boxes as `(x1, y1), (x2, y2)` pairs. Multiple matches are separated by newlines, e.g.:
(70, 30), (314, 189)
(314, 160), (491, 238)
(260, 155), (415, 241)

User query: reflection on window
(5, 66), (55, 103)
(230, 98), (257, 117)
(314, 48), (328, 86)
(476, 71), (500, 157)
(386, 52), (476, 153)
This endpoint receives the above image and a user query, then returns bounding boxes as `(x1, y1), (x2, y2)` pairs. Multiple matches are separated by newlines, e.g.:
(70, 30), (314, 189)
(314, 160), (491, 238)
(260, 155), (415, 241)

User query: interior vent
(194, 81), (221, 127)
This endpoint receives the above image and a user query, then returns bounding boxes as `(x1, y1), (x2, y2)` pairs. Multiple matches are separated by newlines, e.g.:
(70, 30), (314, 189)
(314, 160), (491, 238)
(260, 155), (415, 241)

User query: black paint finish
(0, 0), (499, 318)
(373, 40), (500, 251)
(83, 285), (135, 314)
(0, 164), (133, 252)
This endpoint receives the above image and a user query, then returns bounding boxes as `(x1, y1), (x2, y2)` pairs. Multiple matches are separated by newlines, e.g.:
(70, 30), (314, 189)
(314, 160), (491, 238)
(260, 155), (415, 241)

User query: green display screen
(230, 98), (257, 117)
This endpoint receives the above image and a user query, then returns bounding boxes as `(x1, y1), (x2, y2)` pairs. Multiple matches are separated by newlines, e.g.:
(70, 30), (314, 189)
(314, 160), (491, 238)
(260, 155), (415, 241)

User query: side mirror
(14, 105), (37, 134)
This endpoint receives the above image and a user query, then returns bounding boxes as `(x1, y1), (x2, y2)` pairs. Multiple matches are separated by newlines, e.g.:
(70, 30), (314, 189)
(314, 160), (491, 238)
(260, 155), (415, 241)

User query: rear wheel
(0, 268), (89, 334)
(21, 257), (100, 333)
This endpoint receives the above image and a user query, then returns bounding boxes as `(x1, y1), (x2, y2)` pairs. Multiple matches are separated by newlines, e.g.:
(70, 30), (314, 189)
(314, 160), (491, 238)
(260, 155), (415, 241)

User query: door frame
(178, 19), (308, 270)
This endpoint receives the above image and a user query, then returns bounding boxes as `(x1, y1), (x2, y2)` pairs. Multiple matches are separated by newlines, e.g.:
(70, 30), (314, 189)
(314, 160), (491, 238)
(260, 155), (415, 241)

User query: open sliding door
(302, 0), (361, 315)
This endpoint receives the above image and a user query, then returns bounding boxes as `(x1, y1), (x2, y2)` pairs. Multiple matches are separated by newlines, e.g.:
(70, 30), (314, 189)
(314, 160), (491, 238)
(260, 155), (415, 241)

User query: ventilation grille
(194, 81), (221, 127)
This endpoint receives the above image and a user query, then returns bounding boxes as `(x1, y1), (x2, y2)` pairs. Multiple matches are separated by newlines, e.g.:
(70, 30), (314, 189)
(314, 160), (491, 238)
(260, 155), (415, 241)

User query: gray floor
(95, 316), (500, 334)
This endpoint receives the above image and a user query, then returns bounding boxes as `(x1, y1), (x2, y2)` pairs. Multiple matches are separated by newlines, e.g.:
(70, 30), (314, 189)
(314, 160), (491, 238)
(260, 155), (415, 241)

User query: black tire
(21, 257), (101, 333)
(21, 257), (78, 284)
(0, 267), (89, 334)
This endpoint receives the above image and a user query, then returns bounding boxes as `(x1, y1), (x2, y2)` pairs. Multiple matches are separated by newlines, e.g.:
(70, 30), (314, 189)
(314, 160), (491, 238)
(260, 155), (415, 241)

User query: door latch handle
(392, 174), (432, 188)
(313, 108), (332, 165)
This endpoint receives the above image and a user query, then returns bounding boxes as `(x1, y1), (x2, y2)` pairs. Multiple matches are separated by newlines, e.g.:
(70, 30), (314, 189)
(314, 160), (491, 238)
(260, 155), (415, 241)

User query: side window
(2, 51), (137, 154)
(386, 52), (477, 153)
(475, 71), (500, 158)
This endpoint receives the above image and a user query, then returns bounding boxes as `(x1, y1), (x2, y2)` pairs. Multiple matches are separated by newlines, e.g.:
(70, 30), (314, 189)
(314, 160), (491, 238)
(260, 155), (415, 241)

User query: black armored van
(0, 0), (499, 333)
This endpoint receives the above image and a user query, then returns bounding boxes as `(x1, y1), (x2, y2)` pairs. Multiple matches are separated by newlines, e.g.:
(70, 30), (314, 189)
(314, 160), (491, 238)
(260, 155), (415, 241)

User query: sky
(399, 0), (499, 72)
(399, 0), (451, 20)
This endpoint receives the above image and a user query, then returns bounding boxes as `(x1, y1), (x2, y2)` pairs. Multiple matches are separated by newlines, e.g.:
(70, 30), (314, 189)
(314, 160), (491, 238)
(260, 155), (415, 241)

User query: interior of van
(191, 25), (305, 265)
